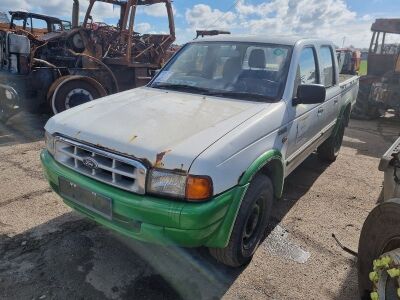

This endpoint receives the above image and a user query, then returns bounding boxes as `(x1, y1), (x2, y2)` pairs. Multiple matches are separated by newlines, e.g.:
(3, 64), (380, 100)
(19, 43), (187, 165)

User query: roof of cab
(190, 34), (330, 46)
(9, 11), (63, 23)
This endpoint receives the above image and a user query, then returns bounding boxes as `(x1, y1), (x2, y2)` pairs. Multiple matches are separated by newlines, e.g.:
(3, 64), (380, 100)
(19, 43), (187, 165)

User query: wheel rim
(65, 88), (94, 109)
(382, 236), (400, 299)
(242, 198), (262, 250)
(383, 275), (399, 300)
(371, 239), (400, 300)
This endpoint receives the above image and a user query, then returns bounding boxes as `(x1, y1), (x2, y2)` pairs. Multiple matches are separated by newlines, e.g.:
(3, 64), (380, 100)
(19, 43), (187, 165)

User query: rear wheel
(358, 199), (400, 300)
(209, 174), (273, 267)
(50, 76), (107, 114)
(317, 117), (346, 162)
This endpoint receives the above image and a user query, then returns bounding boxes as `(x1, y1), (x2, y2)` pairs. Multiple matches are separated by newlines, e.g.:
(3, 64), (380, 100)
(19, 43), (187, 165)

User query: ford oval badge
(82, 157), (99, 169)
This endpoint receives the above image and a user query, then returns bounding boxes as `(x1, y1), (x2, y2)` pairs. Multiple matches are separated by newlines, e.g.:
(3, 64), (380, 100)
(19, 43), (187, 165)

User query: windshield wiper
(206, 91), (275, 102)
(152, 84), (275, 102)
(152, 83), (211, 94)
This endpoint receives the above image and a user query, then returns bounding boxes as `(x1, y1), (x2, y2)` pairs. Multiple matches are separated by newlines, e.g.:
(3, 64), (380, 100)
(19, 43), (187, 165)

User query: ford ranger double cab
(41, 36), (359, 267)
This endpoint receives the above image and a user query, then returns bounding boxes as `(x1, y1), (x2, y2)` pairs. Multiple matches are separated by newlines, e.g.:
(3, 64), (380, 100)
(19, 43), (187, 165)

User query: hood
(46, 87), (267, 171)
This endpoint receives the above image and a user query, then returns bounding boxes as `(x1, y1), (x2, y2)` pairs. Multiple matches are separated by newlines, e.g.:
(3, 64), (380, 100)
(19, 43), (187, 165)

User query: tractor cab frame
(368, 19), (400, 77)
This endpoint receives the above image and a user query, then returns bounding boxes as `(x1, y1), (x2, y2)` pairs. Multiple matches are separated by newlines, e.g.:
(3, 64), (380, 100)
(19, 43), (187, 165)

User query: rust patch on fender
(154, 150), (172, 168)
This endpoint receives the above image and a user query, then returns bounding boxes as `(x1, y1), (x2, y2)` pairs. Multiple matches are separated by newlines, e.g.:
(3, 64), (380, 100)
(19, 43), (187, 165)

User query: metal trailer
(351, 18), (400, 119)
(358, 137), (400, 300)
(0, 0), (175, 118)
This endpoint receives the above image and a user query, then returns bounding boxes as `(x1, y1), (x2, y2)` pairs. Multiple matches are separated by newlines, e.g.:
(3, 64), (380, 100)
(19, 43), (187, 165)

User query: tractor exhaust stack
(72, 0), (79, 28)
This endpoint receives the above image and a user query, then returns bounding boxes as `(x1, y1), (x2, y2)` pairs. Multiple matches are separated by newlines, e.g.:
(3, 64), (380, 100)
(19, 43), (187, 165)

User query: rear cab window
(319, 46), (336, 87)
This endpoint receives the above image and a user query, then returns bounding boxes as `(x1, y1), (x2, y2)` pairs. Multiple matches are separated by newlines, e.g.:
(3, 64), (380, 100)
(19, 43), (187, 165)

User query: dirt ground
(0, 111), (399, 300)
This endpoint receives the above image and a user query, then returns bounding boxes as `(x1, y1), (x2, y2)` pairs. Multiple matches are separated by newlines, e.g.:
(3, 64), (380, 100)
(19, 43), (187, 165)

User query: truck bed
(339, 73), (359, 107)
(339, 73), (358, 84)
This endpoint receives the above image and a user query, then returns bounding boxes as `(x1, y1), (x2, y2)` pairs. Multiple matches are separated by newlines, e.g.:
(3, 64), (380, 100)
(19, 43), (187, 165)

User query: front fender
(239, 149), (284, 199)
(207, 149), (284, 247)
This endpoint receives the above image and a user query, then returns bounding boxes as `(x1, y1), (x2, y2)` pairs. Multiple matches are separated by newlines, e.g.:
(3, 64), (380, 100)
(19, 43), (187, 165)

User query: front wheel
(209, 174), (273, 267)
(50, 76), (107, 114)
(358, 199), (400, 300)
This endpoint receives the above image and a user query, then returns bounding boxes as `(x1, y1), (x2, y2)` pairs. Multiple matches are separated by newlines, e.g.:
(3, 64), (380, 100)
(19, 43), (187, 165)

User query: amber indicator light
(186, 175), (213, 201)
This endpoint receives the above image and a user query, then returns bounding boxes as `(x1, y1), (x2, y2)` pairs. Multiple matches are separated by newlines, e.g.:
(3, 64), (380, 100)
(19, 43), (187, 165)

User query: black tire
(351, 80), (380, 120)
(51, 77), (106, 114)
(358, 199), (400, 300)
(317, 117), (346, 162)
(0, 107), (15, 123)
(209, 174), (273, 267)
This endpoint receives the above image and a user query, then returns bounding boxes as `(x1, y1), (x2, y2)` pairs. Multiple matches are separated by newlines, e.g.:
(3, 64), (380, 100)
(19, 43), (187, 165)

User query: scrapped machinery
(195, 30), (231, 39)
(352, 19), (400, 119)
(0, 0), (175, 117)
(0, 11), (10, 27)
(336, 48), (361, 75)
(3, 11), (71, 34)
(358, 137), (400, 300)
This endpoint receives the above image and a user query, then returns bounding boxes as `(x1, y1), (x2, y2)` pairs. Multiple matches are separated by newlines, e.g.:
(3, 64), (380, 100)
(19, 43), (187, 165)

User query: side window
(12, 17), (25, 29)
(52, 23), (63, 32)
(320, 46), (335, 87)
(31, 18), (49, 34)
(295, 47), (318, 93)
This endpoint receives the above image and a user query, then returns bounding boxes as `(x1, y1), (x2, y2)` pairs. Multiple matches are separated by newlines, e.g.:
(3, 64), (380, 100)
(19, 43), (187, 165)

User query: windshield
(150, 42), (292, 101)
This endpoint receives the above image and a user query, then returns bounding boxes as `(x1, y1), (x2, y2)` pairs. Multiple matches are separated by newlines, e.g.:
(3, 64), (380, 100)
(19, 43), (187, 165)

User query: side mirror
(293, 84), (326, 106)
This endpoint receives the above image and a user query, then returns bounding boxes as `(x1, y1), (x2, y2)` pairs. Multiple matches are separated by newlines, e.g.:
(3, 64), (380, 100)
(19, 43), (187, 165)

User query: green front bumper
(40, 150), (248, 248)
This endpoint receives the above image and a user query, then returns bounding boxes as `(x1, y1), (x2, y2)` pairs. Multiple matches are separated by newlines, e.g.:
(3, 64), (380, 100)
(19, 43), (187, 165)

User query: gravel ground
(0, 112), (399, 300)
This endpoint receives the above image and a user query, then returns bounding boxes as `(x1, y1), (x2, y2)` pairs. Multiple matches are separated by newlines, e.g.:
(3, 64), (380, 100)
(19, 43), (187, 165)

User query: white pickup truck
(41, 36), (359, 267)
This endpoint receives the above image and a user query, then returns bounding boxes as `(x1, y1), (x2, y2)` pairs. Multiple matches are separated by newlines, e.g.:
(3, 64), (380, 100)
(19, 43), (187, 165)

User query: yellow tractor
(352, 19), (400, 119)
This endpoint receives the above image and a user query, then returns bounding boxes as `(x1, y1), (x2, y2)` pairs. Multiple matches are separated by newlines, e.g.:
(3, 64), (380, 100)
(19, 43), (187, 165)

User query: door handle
(278, 126), (288, 136)
(318, 107), (324, 114)
(334, 99), (339, 104)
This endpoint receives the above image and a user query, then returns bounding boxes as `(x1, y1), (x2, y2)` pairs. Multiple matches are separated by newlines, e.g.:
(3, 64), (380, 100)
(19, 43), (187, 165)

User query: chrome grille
(54, 137), (147, 194)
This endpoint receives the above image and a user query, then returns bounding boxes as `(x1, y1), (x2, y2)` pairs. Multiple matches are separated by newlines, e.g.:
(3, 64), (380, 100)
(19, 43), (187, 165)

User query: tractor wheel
(50, 76), (107, 114)
(352, 81), (380, 120)
(358, 199), (400, 300)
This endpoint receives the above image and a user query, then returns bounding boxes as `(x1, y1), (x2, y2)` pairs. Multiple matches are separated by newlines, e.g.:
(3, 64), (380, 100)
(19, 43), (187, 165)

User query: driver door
(285, 46), (322, 175)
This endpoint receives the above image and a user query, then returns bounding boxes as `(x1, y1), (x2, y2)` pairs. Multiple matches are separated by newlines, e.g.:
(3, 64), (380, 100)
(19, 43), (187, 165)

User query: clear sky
(0, 0), (398, 48)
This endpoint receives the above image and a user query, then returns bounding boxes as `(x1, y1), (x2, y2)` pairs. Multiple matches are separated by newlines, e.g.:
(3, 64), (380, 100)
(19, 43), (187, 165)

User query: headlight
(148, 169), (213, 201)
(45, 131), (55, 155)
(148, 169), (187, 199)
